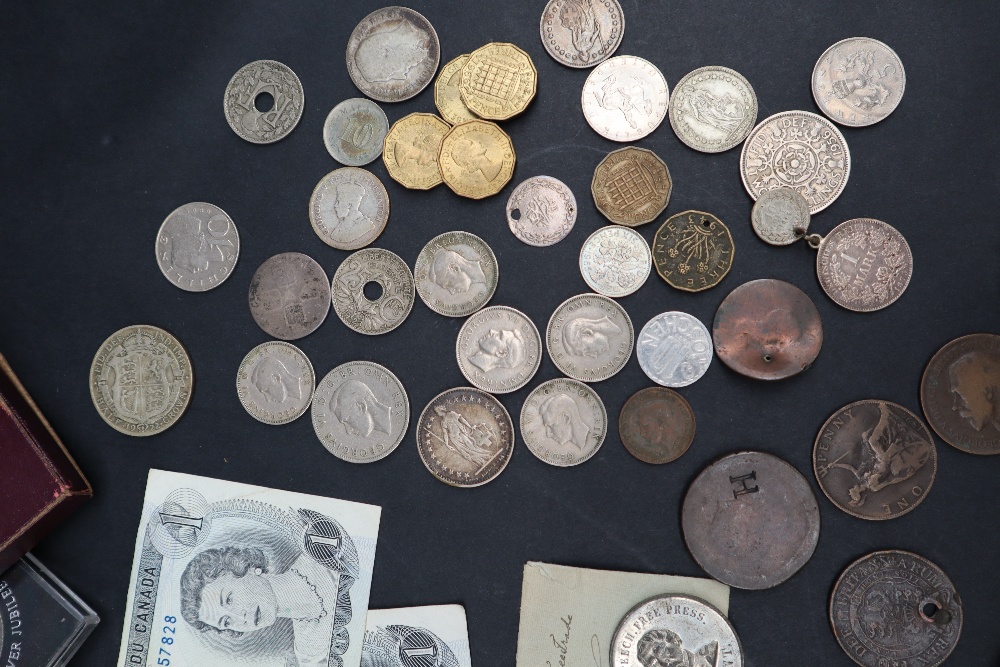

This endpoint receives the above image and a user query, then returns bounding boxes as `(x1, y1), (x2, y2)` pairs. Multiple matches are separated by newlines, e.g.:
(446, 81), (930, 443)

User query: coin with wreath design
(331, 248), (415, 334)
(815, 218), (912, 312)
(578, 226), (651, 297)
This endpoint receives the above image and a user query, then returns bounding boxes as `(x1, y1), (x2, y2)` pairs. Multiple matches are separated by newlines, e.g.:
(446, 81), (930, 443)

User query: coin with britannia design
(249, 253), (331, 341)
(582, 56), (668, 141)
(669, 66), (757, 153)
(546, 293), (634, 383)
(236, 342), (315, 425)
(579, 226), (650, 298)
(434, 54), (478, 125)
(591, 147), (672, 227)
(459, 43), (537, 121)
(652, 211), (734, 292)
(751, 187), (811, 246)
(815, 218), (912, 312)
(619, 387), (696, 464)
(345, 6), (440, 103)
(414, 231), (498, 317)
(223, 60), (304, 144)
(506, 176), (577, 246)
(438, 120), (516, 199)
(813, 38), (906, 127)
(309, 167), (389, 251)
(383, 113), (450, 190)
(539, 0), (624, 68)
(637, 312), (712, 387)
(323, 98), (389, 166)
(331, 248), (414, 335)
(155, 202), (239, 292)
(521, 378), (607, 466)
(457, 306), (541, 394)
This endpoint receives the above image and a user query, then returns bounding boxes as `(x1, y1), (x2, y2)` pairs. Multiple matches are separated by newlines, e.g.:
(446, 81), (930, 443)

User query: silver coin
(637, 311), (713, 387)
(309, 167), (390, 251)
(582, 56), (668, 142)
(155, 202), (239, 292)
(539, 0), (624, 69)
(669, 66), (757, 153)
(579, 226), (650, 298)
(751, 187), (811, 246)
(311, 361), (409, 463)
(741, 110), (851, 214)
(346, 6), (440, 103)
(236, 341), (315, 425)
(331, 248), (415, 335)
(248, 253), (331, 341)
(456, 306), (542, 394)
(520, 378), (607, 466)
(506, 176), (578, 247)
(546, 293), (634, 383)
(223, 60), (304, 144)
(323, 98), (389, 166)
(813, 37), (906, 127)
(414, 231), (498, 317)
(816, 218), (912, 312)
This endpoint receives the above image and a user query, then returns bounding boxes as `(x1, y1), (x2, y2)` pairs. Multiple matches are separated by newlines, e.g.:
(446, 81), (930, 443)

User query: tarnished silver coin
(346, 6), (440, 103)
(223, 60), (304, 144)
(506, 176), (578, 247)
(582, 56), (668, 142)
(539, 0), (624, 69)
(520, 378), (607, 466)
(323, 98), (389, 166)
(579, 226), (650, 298)
(546, 293), (634, 383)
(815, 218), (912, 312)
(637, 312), (713, 388)
(813, 37), (906, 127)
(155, 202), (239, 292)
(669, 66), (758, 153)
(311, 361), (409, 463)
(751, 187), (811, 246)
(248, 253), (331, 341)
(309, 167), (390, 251)
(414, 231), (498, 317)
(236, 341), (315, 425)
(331, 247), (415, 335)
(456, 306), (542, 394)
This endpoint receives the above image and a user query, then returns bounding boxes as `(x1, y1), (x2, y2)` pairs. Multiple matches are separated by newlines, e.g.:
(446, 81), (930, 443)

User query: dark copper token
(814, 400), (936, 520)
(712, 279), (822, 381)
(618, 387), (696, 464)
(920, 333), (1000, 455)
(681, 451), (820, 590)
(652, 210), (734, 292)
(830, 550), (963, 667)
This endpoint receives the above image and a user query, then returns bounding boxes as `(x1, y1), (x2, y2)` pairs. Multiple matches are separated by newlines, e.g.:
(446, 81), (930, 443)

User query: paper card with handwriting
(362, 605), (472, 667)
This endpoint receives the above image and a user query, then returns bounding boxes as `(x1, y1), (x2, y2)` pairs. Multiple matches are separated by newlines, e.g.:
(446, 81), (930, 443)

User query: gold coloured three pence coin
(591, 147), (672, 227)
(439, 120), (516, 199)
(435, 54), (478, 125)
(382, 112), (451, 190)
(653, 210), (734, 292)
(459, 42), (538, 121)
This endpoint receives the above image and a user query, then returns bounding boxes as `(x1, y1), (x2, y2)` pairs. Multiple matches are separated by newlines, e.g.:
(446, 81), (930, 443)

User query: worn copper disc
(713, 279), (823, 381)
(618, 387), (696, 464)
(681, 451), (820, 590)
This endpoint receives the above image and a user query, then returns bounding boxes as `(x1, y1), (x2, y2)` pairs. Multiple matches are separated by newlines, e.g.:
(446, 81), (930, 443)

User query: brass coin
(591, 147), (672, 227)
(618, 387), (695, 464)
(382, 113), (450, 190)
(438, 120), (516, 199)
(459, 42), (538, 121)
(434, 54), (478, 125)
(652, 210), (734, 292)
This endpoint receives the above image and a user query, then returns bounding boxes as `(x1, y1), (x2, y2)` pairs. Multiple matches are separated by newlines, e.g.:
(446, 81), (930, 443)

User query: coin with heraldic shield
(248, 252), (331, 340)
(637, 312), (712, 388)
(383, 113), (451, 190)
(309, 167), (390, 251)
(415, 231), (498, 317)
(331, 248), (414, 335)
(506, 176), (577, 246)
(582, 56), (668, 141)
(90, 325), (193, 436)
(155, 202), (239, 292)
(223, 60), (304, 144)
(579, 226), (651, 298)
(653, 211), (734, 292)
(669, 66), (758, 153)
(434, 55), (478, 125)
(546, 293), (634, 383)
(539, 0), (624, 68)
(592, 147), (672, 227)
(456, 306), (542, 394)
(459, 42), (537, 121)
(236, 341), (315, 425)
(438, 120), (516, 199)
(813, 37), (906, 127)
(682, 451), (821, 590)
(619, 387), (696, 464)
(751, 186), (811, 246)
(520, 378), (607, 466)
(345, 6), (440, 103)
(830, 550), (962, 667)
(417, 387), (514, 487)
(323, 98), (389, 166)
(814, 218), (912, 312)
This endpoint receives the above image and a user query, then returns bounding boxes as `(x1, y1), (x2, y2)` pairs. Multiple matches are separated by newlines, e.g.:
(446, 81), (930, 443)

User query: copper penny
(619, 387), (696, 464)
(921, 333), (1000, 455)
(712, 279), (823, 381)
(652, 210), (734, 292)
(814, 400), (937, 520)
(830, 550), (963, 667)
(681, 451), (820, 590)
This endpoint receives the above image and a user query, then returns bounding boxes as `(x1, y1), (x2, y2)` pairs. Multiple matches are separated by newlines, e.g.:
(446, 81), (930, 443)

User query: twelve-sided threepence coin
(547, 293), (634, 383)
(383, 113), (450, 190)
(815, 218), (912, 312)
(751, 186), (811, 246)
(309, 167), (390, 251)
(155, 202), (239, 292)
(582, 56), (668, 142)
(506, 176), (577, 247)
(415, 231), (498, 317)
(223, 60), (304, 144)
(637, 312), (712, 387)
(669, 66), (758, 153)
(434, 54), (478, 125)
(438, 120), (516, 199)
(579, 226), (650, 298)
(323, 98), (389, 166)
(520, 378), (607, 466)
(237, 341), (315, 425)
(813, 37), (906, 128)
(249, 252), (331, 341)
(460, 42), (538, 121)
(312, 361), (410, 463)
(591, 147), (672, 227)
(539, 0), (624, 68)
(346, 6), (440, 103)
(331, 248), (415, 335)
(457, 306), (541, 394)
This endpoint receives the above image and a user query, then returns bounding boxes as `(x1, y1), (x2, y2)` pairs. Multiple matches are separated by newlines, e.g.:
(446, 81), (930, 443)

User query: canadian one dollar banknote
(362, 605), (472, 667)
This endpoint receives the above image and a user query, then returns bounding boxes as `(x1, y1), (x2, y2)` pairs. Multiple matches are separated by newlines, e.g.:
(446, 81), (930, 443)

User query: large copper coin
(653, 210), (734, 292)
(830, 550), (963, 667)
(619, 387), (696, 464)
(814, 400), (936, 520)
(681, 451), (820, 590)
(712, 279), (822, 381)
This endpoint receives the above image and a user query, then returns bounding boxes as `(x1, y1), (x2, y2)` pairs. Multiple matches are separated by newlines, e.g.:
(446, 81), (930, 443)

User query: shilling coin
(813, 38), (906, 127)
(89, 325), (193, 436)
(248, 253), (331, 341)
(434, 54), (478, 125)
(345, 6), (440, 103)
(582, 56), (668, 142)
(236, 341), (315, 425)
(652, 211), (734, 292)
(591, 147), (672, 227)
(309, 167), (390, 251)
(459, 43), (538, 121)
(416, 387), (514, 487)
(713, 279), (823, 381)
(438, 120), (516, 199)
(682, 451), (821, 590)
(814, 400), (936, 520)
(539, 0), (624, 69)
(619, 387), (696, 464)
(669, 66), (758, 153)
(155, 202), (239, 292)
(741, 110), (850, 214)
(637, 312), (712, 388)
(830, 550), (962, 667)
(751, 186), (811, 246)
(579, 226), (650, 298)
(383, 113), (451, 190)
(311, 361), (409, 463)
(223, 60), (304, 144)
(920, 333), (1000, 455)
(414, 231), (498, 317)
(456, 306), (542, 394)
(520, 378), (607, 466)
(814, 218), (912, 312)
(506, 176), (577, 247)
(331, 247), (414, 335)
(546, 293), (634, 383)
(323, 98), (389, 166)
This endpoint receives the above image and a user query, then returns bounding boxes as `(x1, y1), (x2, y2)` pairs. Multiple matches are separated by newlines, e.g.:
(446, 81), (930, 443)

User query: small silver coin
(309, 167), (390, 251)
(813, 37), (906, 127)
(582, 56), (668, 142)
(546, 293), (634, 383)
(223, 60), (304, 144)
(520, 378), (607, 466)
(637, 312), (713, 387)
(311, 361), (409, 463)
(579, 226), (651, 298)
(323, 98), (389, 166)
(815, 218), (912, 312)
(751, 187), (811, 246)
(346, 6), (440, 103)
(414, 231), (498, 317)
(236, 341), (315, 425)
(669, 66), (758, 153)
(248, 253), (331, 341)
(456, 306), (542, 394)
(155, 202), (239, 292)
(506, 176), (578, 247)
(539, 0), (624, 69)
(331, 248), (415, 335)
